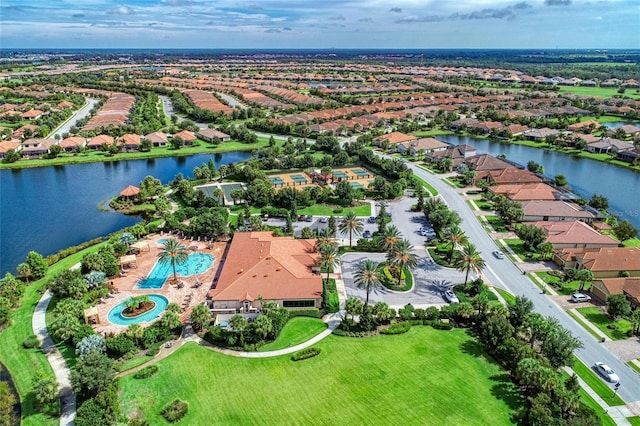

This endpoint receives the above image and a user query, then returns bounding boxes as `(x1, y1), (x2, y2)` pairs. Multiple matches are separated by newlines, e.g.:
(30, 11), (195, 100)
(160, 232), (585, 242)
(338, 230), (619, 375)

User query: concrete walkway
(564, 366), (633, 425)
(568, 308), (610, 341)
(33, 290), (76, 426)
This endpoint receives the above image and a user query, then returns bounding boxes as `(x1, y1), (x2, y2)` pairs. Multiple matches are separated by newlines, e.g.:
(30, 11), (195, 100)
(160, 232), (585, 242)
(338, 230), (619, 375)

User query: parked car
(571, 293), (591, 303)
(305, 215), (313, 222)
(362, 230), (372, 239)
(319, 216), (328, 223)
(368, 216), (377, 223)
(443, 290), (459, 304)
(493, 250), (505, 259)
(298, 214), (306, 221)
(421, 229), (436, 237)
(594, 362), (619, 383)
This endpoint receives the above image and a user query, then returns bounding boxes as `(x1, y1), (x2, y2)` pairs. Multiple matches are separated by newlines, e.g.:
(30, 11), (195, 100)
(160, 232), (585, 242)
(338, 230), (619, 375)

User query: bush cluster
(331, 328), (376, 338)
(288, 309), (322, 318)
(291, 347), (321, 361)
(23, 335), (40, 349)
(380, 322), (412, 335)
(161, 399), (189, 423)
(133, 365), (159, 380)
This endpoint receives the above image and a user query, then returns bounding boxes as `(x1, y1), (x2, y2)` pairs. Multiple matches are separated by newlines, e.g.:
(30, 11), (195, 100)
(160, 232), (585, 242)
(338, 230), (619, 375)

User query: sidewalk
(563, 366), (633, 425)
(33, 290), (76, 426)
(568, 308), (610, 341)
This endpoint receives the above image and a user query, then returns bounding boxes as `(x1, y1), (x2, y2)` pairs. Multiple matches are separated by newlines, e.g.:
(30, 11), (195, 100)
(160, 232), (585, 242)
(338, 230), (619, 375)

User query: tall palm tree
(213, 187), (225, 206)
(382, 225), (402, 252)
(386, 239), (418, 287)
(454, 242), (486, 287)
(338, 211), (363, 247)
(319, 243), (339, 285)
(444, 225), (468, 263)
(354, 259), (381, 306)
(158, 238), (189, 284)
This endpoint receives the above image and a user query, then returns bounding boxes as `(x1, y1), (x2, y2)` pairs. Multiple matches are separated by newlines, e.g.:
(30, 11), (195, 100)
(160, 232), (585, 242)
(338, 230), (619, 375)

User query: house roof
(596, 277), (640, 298)
(144, 131), (168, 143)
(198, 127), (230, 140)
(465, 154), (512, 171)
(399, 137), (449, 151)
(534, 221), (619, 246)
(476, 167), (542, 185)
(118, 134), (141, 146)
(374, 131), (417, 145)
(120, 185), (140, 197)
(173, 130), (197, 141)
(208, 232), (321, 303)
(0, 140), (20, 153)
(491, 183), (560, 201)
(60, 136), (85, 148)
(579, 247), (640, 272)
(521, 200), (596, 219)
(88, 134), (114, 146)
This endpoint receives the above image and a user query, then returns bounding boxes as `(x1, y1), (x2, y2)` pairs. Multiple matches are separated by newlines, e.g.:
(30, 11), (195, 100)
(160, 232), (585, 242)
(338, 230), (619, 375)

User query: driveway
(341, 251), (465, 309)
(50, 97), (99, 139)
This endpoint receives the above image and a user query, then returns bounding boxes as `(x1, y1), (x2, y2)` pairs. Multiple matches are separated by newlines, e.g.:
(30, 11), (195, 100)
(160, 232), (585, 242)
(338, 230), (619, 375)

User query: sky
(1, 0), (638, 49)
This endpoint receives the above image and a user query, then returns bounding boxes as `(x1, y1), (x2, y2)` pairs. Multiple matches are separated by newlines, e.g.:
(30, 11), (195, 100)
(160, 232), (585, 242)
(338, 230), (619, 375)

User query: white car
(443, 290), (459, 304)
(319, 217), (328, 223)
(594, 362), (619, 383)
(420, 229), (436, 237)
(493, 250), (505, 259)
(571, 293), (591, 303)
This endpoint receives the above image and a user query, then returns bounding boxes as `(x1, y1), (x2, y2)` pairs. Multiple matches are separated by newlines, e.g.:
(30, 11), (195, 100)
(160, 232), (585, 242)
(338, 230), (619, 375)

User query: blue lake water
(0, 151), (251, 275)
(107, 293), (169, 326)
(135, 252), (214, 289)
(436, 134), (640, 231)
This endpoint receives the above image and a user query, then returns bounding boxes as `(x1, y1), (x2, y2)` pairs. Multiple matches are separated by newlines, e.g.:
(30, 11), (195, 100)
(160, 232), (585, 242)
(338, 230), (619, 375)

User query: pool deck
(92, 235), (227, 335)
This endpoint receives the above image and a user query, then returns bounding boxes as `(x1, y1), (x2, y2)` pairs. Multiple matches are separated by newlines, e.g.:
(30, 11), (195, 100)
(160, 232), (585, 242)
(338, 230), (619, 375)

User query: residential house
(87, 134), (114, 150)
(567, 120), (599, 132)
(524, 127), (562, 141)
(22, 109), (44, 120)
(464, 154), (512, 172)
(0, 140), (20, 159)
(396, 137), (449, 155)
(617, 148), (640, 163)
(587, 138), (633, 154)
(474, 167), (542, 186)
(198, 128), (231, 143)
(373, 131), (417, 147)
(534, 221), (619, 249)
(13, 124), (39, 140)
(118, 134), (141, 152)
(591, 277), (640, 307)
(576, 247), (640, 279)
(20, 138), (56, 158)
(207, 232), (322, 314)
(172, 130), (197, 145)
(144, 131), (169, 147)
(426, 144), (477, 168)
(489, 183), (560, 201)
(59, 136), (86, 152)
(520, 200), (596, 223)
(505, 124), (529, 137)
(617, 125), (640, 138)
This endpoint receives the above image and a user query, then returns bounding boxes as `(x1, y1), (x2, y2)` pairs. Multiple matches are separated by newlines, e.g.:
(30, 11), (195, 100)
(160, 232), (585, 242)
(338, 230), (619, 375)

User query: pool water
(107, 294), (169, 326)
(134, 252), (214, 289)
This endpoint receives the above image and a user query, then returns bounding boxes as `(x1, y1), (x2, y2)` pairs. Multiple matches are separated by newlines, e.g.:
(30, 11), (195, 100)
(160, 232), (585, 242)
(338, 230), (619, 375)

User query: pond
(0, 151), (252, 275)
(437, 134), (640, 231)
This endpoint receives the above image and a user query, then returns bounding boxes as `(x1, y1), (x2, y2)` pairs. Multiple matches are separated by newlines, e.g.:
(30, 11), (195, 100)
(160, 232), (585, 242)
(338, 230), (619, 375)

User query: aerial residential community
(1, 1), (640, 426)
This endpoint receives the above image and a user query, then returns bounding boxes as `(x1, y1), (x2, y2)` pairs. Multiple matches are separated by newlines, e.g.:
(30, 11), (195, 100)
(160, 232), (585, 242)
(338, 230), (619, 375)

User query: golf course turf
(120, 327), (522, 424)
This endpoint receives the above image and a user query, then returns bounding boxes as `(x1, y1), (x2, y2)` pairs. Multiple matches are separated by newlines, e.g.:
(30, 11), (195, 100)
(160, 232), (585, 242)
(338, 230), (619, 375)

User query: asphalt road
(405, 160), (640, 403)
(50, 97), (99, 139)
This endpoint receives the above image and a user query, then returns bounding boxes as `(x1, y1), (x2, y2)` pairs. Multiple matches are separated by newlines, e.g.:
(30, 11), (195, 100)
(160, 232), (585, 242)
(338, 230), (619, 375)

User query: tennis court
(290, 174), (308, 185)
(269, 176), (286, 187)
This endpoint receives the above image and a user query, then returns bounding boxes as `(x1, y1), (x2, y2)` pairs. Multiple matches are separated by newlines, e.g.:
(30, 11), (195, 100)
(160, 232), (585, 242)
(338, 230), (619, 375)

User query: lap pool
(134, 252), (214, 289)
(107, 294), (169, 326)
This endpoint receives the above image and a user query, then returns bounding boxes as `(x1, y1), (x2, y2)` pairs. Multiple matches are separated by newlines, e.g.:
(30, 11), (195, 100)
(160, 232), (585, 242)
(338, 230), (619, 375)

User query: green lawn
(571, 357), (626, 406)
(559, 86), (640, 100)
(494, 288), (516, 306)
(566, 310), (603, 341)
(116, 355), (155, 373)
(120, 328), (522, 425)
(576, 307), (633, 341)
(629, 361), (640, 375)
(560, 371), (616, 426)
(297, 203), (371, 217)
(502, 238), (537, 260)
(623, 238), (640, 248)
(413, 175), (439, 196)
(258, 317), (328, 352)
(535, 272), (583, 295)
(485, 216), (508, 233)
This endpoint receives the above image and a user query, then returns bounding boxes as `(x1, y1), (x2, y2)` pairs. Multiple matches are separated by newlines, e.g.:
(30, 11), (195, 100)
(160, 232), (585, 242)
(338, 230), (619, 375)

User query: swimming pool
(107, 294), (169, 326)
(134, 252), (214, 289)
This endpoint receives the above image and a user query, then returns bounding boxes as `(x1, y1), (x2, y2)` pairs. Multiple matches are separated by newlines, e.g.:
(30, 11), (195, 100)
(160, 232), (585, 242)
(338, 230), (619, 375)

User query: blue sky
(1, 0), (638, 49)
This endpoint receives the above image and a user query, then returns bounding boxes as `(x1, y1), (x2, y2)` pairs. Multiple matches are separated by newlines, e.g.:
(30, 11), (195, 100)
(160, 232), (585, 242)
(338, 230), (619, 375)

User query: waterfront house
(576, 247), (640, 279)
(144, 131), (169, 147)
(489, 183), (560, 201)
(396, 137), (449, 155)
(534, 221), (619, 249)
(587, 138), (633, 154)
(617, 148), (640, 163)
(373, 131), (417, 147)
(0, 140), (20, 159)
(474, 167), (542, 186)
(465, 154), (512, 172)
(197, 128), (231, 143)
(523, 127), (562, 141)
(425, 144), (477, 167)
(20, 138), (56, 158)
(117, 134), (141, 152)
(87, 134), (114, 150)
(59, 136), (86, 152)
(520, 200), (596, 223)
(172, 130), (197, 145)
(207, 232), (322, 314)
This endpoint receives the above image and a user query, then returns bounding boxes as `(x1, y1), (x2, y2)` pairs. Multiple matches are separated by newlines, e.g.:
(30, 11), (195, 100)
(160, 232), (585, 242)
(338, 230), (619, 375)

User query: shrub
(23, 335), (40, 349)
(431, 321), (454, 330)
(161, 399), (189, 423)
(332, 207), (343, 214)
(291, 347), (321, 361)
(288, 309), (322, 318)
(425, 306), (440, 320)
(146, 342), (162, 357)
(106, 334), (136, 358)
(133, 365), (159, 380)
(380, 322), (411, 335)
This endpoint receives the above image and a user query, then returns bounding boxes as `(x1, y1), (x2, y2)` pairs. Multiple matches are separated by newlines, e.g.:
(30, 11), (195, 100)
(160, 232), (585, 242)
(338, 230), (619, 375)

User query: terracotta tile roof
(579, 247), (640, 273)
(374, 131), (417, 145)
(173, 130), (197, 141)
(208, 232), (321, 303)
(475, 167), (542, 185)
(198, 128), (230, 140)
(596, 277), (640, 297)
(88, 134), (114, 147)
(490, 183), (560, 201)
(0, 140), (20, 153)
(534, 221), (619, 246)
(465, 154), (511, 171)
(144, 132), (168, 143)
(60, 136), (85, 149)
(118, 134), (141, 146)
(521, 200), (596, 220)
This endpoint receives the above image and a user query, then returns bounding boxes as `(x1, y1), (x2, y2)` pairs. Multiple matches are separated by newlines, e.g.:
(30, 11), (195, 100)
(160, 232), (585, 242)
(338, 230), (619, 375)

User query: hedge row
(291, 347), (321, 361)
(133, 365), (159, 380)
(380, 322), (411, 335)
(331, 329), (376, 338)
(288, 308), (322, 318)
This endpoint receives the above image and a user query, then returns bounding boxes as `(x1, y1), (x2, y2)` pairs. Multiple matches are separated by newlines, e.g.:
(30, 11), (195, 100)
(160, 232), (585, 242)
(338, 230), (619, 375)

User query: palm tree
(158, 238), (189, 284)
(576, 268), (593, 291)
(253, 315), (273, 340)
(382, 225), (402, 252)
(118, 232), (136, 247)
(213, 187), (225, 206)
(319, 243), (339, 285)
(16, 262), (32, 283)
(444, 225), (467, 263)
(354, 259), (381, 306)
(454, 242), (486, 287)
(338, 211), (363, 247)
(386, 239), (418, 287)
(126, 323), (144, 345)
(344, 296), (363, 323)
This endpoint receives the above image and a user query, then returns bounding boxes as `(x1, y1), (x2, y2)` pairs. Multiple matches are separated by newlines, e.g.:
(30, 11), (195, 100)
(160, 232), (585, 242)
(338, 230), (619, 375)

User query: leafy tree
(49, 269), (87, 300)
(229, 314), (248, 344)
(71, 351), (116, 399)
(508, 296), (534, 329)
(554, 174), (568, 187)
(158, 238), (189, 283)
(344, 296), (363, 323)
(0, 272), (25, 307)
(537, 242), (554, 261)
(480, 314), (515, 351)
(386, 239), (417, 287)
(85, 271), (106, 290)
(0, 297), (12, 327)
(32, 374), (58, 411)
(575, 269), (593, 291)
(76, 334), (106, 359)
(354, 259), (381, 306)
(189, 304), (211, 331)
(527, 160), (544, 174)
(327, 215), (337, 238)
(0, 381), (17, 426)
(2, 148), (20, 163)
(454, 242), (486, 286)
(588, 194), (609, 210)
(607, 294), (631, 320)
(338, 211), (363, 247)
(25, 251), (48, 279)
(541, 322), (583, 369)
(372, 301), (394, 324)
(16, 262), (33, 283)
(125, 323), (144, 346)
(630, 309), (640, 335)
(50, 312), (82, 342)
(300, 227), (314, 239)
(614, 220), (637, 242)
(517, 224), (547, 251)
(428, 208), (461, 233)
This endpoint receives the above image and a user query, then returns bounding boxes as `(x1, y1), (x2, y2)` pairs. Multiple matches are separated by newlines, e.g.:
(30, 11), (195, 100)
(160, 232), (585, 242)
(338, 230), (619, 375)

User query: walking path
(32, 290), (76, 426)
(568, 308), (610, 341)
(564, 366), (635, 425)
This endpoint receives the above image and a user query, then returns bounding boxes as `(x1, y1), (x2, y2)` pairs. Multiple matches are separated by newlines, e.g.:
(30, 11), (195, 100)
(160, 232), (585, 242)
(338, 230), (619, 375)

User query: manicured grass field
(413, 175), (439, 196)
(494, 288), (516, 306)
(535, 272), (584, 296)
(559, 86), (640, 100)
(120, 328), (522, 425)
(565, 310), (602, 341)
(485, 216), (508, 233)
(571, 356), (625, 406)
(297, 203), (371, 217)
(258, 317), (327, 352)
(576, 307), (633, 341)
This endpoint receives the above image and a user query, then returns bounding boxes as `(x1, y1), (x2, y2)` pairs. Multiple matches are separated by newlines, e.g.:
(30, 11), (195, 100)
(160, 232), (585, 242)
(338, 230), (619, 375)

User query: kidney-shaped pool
(107, 294), (169, 326)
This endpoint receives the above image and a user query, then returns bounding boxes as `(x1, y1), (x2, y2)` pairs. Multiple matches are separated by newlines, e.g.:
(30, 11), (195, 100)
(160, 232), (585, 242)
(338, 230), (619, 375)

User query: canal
(0, 151), (252, 275)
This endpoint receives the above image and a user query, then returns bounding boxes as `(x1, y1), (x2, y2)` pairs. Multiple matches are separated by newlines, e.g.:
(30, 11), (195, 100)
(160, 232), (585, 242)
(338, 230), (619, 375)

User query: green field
(120, 328), (522, 425)
(559, 86), (640, 100)
(576, 307), (633, 341)
(258, 317), (327, 352)
(297, 203), (371, 217)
